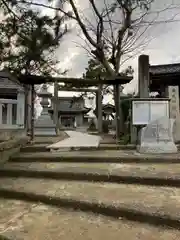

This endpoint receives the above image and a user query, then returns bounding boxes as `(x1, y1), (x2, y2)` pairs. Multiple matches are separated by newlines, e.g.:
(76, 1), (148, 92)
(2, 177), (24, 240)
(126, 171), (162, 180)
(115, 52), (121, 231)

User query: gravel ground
(0, 199), (180, 240)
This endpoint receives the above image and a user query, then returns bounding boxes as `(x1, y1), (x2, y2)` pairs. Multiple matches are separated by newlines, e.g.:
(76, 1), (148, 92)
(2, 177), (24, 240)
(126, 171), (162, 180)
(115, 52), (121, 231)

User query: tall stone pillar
(34, 84), (56, 136)
(138, 55), (149, 98)
(131, 55), (150, 144)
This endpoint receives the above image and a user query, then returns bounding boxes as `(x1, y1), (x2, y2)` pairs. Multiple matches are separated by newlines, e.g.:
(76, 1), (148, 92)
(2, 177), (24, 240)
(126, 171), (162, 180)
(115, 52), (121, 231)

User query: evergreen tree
(0, 1), (67, 76)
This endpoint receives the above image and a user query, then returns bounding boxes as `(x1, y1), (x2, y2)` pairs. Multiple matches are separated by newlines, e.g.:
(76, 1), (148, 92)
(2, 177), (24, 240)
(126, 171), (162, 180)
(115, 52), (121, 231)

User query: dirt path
(0, 199), (180, 240)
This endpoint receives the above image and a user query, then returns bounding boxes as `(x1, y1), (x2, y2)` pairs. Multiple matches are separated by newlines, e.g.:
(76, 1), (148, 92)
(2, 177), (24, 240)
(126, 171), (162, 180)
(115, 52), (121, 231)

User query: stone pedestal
(34, 84), (56, 136)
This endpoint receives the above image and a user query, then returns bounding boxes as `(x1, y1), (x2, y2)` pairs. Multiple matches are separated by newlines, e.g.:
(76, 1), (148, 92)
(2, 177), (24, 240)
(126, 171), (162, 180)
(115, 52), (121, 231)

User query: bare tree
(58, 0), (154, 138)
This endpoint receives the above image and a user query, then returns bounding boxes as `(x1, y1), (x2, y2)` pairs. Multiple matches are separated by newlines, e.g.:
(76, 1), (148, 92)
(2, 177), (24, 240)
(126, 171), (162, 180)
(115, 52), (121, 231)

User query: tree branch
(69, 0), (97, 48)
(115, 2), (132, 73)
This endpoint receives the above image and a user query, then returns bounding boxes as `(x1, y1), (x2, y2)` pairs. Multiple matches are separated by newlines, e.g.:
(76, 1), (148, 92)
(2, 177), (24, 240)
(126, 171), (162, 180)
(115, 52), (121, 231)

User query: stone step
(21, 144), (50, 153)
(32, 134), (68, 144)
(10, 150), (180, 163)
(1, 162), (180, 187)
(0, 177), (180, 229)
(20, 144), (136, 153)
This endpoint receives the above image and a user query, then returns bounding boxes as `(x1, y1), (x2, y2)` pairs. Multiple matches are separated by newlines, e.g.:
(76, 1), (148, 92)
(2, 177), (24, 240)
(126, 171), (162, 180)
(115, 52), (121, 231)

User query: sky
(34, 0), (180, 110)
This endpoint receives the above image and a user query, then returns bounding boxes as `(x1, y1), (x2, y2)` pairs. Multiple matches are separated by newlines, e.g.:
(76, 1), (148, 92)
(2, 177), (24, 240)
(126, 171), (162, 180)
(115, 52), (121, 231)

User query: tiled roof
(57, 97), (90, 112)
(149, 63), (180, 75)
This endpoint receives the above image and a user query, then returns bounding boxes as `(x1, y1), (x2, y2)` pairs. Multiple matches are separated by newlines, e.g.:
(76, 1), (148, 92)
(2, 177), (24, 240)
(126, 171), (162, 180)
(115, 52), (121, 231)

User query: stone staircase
(0, 139), (180, 239)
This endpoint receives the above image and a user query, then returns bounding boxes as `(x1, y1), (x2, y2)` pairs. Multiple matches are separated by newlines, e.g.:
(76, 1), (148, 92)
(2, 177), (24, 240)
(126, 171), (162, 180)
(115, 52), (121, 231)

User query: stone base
(35, 127), (56, 136)
(137, 142), (178, 154)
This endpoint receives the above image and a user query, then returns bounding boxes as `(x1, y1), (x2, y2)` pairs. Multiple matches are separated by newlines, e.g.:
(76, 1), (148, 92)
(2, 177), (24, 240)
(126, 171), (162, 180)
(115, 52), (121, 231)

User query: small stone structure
(34, 84), (56, 136)
(138, 117), (177, 154)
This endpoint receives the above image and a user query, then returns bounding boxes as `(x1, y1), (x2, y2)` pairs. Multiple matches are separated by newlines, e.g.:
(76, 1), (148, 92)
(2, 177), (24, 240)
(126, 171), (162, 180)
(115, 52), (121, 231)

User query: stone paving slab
(47, 131), (101, 149)
(0, 199), (180, 240)
(0, 178), (180, 222)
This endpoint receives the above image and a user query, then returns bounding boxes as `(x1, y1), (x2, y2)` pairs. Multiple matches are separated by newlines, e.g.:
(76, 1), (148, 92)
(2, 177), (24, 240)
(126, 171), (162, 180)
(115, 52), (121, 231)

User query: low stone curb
(20, 144), (50, 153)
(10, 153), (180, 163)
(0, 188), (179, 229)
(0, 236), (12, 240)
(0, 168), (180, 188)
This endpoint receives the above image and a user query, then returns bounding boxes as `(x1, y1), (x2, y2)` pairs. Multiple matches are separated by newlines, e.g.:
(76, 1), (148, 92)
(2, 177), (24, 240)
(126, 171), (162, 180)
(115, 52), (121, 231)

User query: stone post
(17, 88), (25, 128)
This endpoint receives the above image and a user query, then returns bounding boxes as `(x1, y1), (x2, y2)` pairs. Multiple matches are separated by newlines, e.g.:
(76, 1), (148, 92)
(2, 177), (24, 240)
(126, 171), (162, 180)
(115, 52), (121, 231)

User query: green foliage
(120, 133), (130, 145)
(0, 1), (67, 76)
(82, 58), (109, 80)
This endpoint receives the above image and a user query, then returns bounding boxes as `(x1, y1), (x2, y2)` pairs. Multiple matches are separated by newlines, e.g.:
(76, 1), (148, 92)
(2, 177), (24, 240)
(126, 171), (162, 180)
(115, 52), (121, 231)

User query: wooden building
(149, 63), (180, 96)
(0, 71), (26, 129)
(49, 96), (91, 128)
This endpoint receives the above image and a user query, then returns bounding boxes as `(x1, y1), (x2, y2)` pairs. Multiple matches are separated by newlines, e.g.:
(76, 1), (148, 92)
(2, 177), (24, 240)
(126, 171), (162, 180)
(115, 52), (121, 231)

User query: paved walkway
(47, 131), (102, 150)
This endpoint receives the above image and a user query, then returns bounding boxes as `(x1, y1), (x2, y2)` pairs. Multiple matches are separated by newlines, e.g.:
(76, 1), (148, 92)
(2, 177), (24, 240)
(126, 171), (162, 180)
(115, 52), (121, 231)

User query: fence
(0, 99), (24, 129)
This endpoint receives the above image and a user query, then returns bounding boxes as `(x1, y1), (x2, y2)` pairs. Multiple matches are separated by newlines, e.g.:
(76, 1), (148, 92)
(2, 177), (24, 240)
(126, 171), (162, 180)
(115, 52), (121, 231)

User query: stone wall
(0, 129), (29, 163)
(0, 129), (26, 142)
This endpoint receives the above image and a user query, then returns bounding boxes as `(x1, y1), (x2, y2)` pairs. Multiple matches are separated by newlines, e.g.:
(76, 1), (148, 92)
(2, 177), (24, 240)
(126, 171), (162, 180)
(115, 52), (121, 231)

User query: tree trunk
(54, 81), (60, 135)
(114, 84), (121, 141)
(30, 84), (35, 142)
(97, 84), (103, 133)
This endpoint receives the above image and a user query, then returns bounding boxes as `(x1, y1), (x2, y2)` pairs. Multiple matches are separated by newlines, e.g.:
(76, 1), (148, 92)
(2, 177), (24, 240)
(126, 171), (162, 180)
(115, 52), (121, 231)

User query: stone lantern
(34, 84), (56, 136)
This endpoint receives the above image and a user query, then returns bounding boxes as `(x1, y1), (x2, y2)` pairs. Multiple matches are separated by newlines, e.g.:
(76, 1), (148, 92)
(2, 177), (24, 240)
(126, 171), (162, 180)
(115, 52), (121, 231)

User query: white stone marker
(167, 86), (180, 142)
(167, 86), (180, 119)
(138, 117), (177, 154)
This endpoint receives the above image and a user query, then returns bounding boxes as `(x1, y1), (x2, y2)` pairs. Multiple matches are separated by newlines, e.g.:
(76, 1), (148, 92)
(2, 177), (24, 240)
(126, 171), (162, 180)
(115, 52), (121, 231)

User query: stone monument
(34, 84), (56, 136)
(166, 86), (180, 143)
(138, 117), (177, 154)
(167, 86), (180, 119)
